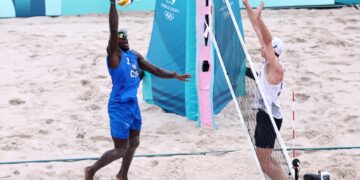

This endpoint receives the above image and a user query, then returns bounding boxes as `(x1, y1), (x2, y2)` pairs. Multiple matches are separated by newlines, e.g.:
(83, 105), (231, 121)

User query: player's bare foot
(116, 172), (127, 180)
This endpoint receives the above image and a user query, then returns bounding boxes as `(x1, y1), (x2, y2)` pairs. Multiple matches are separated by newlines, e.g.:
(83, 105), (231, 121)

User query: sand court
(0, 6), (360, 180)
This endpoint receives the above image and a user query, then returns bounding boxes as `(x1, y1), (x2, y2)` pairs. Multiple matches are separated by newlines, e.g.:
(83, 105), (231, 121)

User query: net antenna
(223, 0), (294, 178)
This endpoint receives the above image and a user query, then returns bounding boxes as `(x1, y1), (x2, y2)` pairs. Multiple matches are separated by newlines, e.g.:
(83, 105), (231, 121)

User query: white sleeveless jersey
(253, 60), (284, 119)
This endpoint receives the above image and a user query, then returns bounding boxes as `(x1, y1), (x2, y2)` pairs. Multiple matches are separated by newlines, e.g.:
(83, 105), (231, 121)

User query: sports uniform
(107, 50), (141, 139)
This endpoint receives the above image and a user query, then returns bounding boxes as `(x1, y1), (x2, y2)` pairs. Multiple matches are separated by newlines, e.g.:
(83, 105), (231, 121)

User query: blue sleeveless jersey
(107, 50), (140, 102)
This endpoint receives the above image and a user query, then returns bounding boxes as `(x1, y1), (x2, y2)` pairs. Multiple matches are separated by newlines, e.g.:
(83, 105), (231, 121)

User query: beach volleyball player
(243, 0), (286, 179)
(84, 1), (191, 179)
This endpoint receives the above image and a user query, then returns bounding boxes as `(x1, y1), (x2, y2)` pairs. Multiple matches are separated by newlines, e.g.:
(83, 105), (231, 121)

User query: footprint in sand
(44, 118), (55, 125)
(87, 104), (101, 111)
(95, 75), (107, 79)
(90, 136), (111, 142)
(13, 170), (20, 175)
(309, 81), (322, 89)
(56, 34), (66, 38)
(343, 115), (358, 123)
(295, 93), (310, 103)
(80, 64), (89, 71)
(12, 134), (32, 139)
(1, 144), (20, 151)
(151, 160), (159, 167)
(38, 129), (49, 135)
(80, 79), (91, 86)
(69, 114), (82, 121)
(327, 39), (350, 47)
(9, 98), (25, 105)
(57, 144), (68, 148)
(304, 71), (318, 77)
(77, 91), (93, 101)
(348, 53), (358, 58)
(347, 128), (357, 133)
(303, 129), (319, 140)
(31, 34), (44, 38)
(322, 94), (334, 103)
(142, 105), (160, 112)
(334, 17), (347, 25)
(30, 86), (46, 94)
(300, 77), (311, 83)
(326, 76), (341, 82)
(30, 54), (38, 58)
(344, 26), (360, 31)
(294, 37), (306, 43)
(76, 133), (85, 139)
(309, 44), (320, 49)
(321, 60), (351, 66)
(311, 108), (326, 115)
(317, 134), (334, 146)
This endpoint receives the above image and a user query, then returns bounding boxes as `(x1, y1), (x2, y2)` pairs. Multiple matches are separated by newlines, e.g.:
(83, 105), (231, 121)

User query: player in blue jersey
(85, 1), (191, 180)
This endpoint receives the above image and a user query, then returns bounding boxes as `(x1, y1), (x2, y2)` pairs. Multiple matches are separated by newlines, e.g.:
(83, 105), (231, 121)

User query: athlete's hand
(243, 0), (252, 8)
(173, 72), (191, 82)
(255, 1), (264, 19)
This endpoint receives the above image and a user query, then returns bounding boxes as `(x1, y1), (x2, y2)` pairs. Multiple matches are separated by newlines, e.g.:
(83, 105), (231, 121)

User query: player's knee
(256, 150), (270, 163)
(114, 146), (127, 158)
(128, 137), (140, 150)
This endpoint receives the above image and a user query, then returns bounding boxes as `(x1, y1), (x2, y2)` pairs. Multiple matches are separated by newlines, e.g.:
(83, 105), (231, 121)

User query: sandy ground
(0, 7), (359, 180)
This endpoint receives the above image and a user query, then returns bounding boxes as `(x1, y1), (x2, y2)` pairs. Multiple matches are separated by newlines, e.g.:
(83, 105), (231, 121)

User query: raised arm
(107, 0), (121, 68)
(133, 51), (191, 81)
(243, 0), (264, 47)
(256, 2), (283, 84)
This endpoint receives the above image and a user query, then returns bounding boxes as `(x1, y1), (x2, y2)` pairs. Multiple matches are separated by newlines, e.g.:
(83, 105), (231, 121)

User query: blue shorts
(108, 99), (142, 139)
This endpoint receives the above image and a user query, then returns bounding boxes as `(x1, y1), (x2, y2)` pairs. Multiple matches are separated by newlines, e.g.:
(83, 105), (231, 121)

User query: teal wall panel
(335, 0), (360, 4)
(0, 0), (16, 18)
(62, 0), (108, 15)
(14, 0), (31, 17)
(31, 0), (46, 16)
(2, 0), (349, 18)
(239, 0), (334, 7)
(45, 0), (61, 16)
(117, 0), (156, 11)
(62, 0), (155, 15)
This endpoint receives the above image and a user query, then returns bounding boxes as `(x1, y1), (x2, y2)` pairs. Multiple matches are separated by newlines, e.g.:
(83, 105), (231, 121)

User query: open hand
(255, 1), (264, 19)
(173, 72), (191, 82)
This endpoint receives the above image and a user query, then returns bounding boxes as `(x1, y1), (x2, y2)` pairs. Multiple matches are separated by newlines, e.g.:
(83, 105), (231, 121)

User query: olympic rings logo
(166, 0), (176, 5)
(164, 11), (174, 21)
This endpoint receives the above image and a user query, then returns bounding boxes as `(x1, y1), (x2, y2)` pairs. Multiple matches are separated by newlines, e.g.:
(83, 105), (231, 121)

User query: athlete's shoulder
(130, 50), (146, 61)
(129, 50), (139, 56)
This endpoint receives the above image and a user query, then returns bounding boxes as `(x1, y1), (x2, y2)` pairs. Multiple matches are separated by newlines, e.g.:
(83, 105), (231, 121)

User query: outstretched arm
(243, 0), (264, 47)
(133, 51), (191, 81)
(256, 2), (283, 84)
(107, 0), (121, 68)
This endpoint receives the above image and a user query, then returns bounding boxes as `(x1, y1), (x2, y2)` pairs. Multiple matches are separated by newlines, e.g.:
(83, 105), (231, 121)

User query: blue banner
(145, 0), (189, 117)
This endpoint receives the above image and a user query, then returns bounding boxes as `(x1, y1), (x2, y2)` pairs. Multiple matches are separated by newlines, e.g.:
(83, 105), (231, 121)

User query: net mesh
(212, 0), (293, 179)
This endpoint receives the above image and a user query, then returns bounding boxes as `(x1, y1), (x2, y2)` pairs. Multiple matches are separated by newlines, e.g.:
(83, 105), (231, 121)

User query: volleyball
(116, 0), (133, 6)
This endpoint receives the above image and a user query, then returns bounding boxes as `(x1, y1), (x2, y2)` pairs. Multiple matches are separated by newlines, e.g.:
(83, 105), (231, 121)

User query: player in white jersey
(243, 0), (286, 179)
